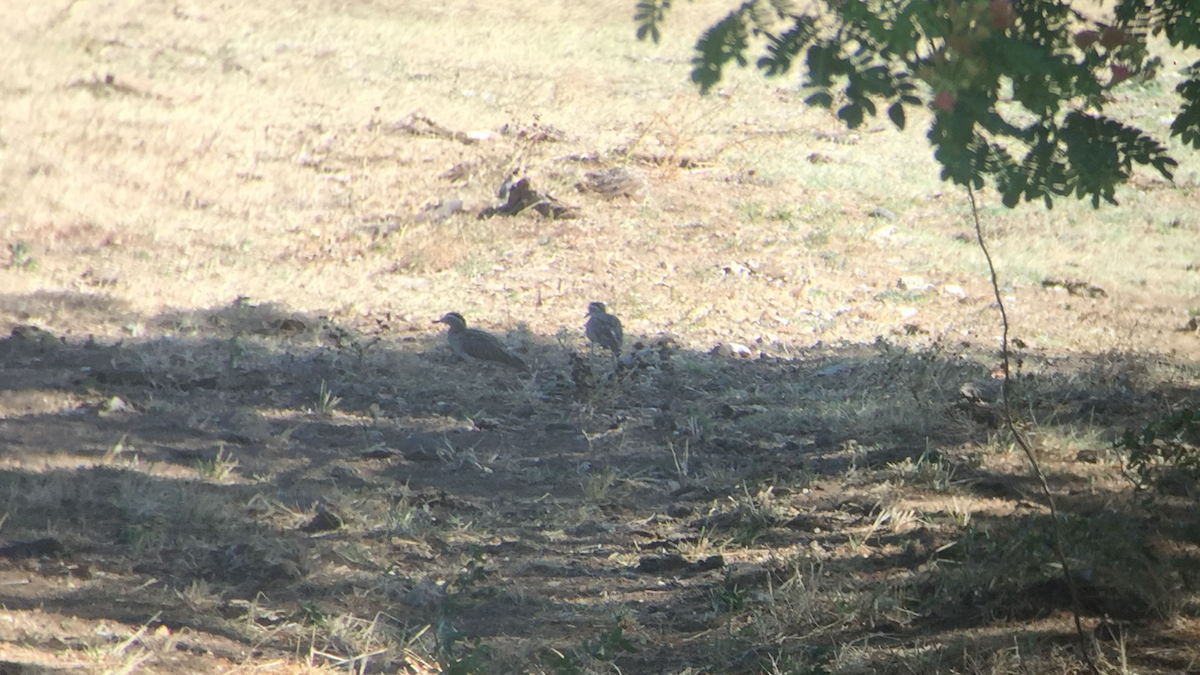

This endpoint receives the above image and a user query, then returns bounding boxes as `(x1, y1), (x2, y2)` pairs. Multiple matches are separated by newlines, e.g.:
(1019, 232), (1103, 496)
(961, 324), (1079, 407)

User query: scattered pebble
(897, 276), (928, 291)
(98, 396), (129, 417)
(941, 284), (967, 299)
(403, 579), (447, 609)
(300, 505), (344, 534)
(716, 342), (753, 358)
(870, 225), (897, 243)
(815, 363), (850, 377)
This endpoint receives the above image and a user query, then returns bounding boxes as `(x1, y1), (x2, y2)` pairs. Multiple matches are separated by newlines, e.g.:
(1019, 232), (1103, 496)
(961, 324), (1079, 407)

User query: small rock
(870, 225), (897, 243)
(414, 199), (464, 224)
(439, 162), (475, 181)
(10, 325), (61, 350)
(576, 166), (647, 200)
(636, 554), (691, 574)
(716, 343), (753, 358)
(403, 579), (447, 610)
(941, 284), (967, 299)
(666, 504), (694, 518)
(868, 207), (898, 221)
(328, 464), (370, 489)
(360, 447), (399, 460)
(721, 262), (751, 277)
(98, 396), (130, 417)
(398, 432), (444, 462)
(897, 276), (928, 291)
(568, 521), (613, 537)
(719, 403), (768, 419)
(300, 505), (344, 534)
(0, 537), (67, 559)
(227, 408), (272, 443)
(472, 417), (500, 430)
(480, 177), (579, 219)
(960, 381), (1001, 404)
(275, 318), (307, 334)
(1042, 278), (1107, 299)
(815, 363), (849, 377)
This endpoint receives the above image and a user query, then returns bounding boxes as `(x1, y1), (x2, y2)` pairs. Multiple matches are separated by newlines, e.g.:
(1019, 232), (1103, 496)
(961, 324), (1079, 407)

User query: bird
(433, 312), (530, 373)
(585, 302), (623, 357)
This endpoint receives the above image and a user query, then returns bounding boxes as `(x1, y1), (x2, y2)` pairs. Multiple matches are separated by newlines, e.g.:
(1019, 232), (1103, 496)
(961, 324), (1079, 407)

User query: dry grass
(3, 0), (1200, 674)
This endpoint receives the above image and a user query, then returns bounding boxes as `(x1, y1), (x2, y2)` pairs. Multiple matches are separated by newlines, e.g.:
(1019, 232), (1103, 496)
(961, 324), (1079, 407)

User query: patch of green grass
(316, 379), (342, 416)
(455, 254), (495, 278)
(436, 621), (494, 675)
(540, 617), (637, 675)
(735, 200), (767, 223)
(581, 467), (618, 504)
(194, 445), (239, 483)
(7, 241), (38, 270)
(720, 484), (790, 545)
(802, 226), (832, 249)
(881, 451), (957, 492)
(873, 288), (929, 304)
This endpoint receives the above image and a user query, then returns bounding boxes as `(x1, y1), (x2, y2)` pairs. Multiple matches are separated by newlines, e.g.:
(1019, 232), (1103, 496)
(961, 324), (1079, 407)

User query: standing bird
(434, 312), (530, 373)
(585, 302), (624, 357)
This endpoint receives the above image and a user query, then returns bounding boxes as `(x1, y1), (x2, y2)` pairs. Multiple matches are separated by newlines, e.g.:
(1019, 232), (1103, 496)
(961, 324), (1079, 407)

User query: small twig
(966, 185), (1099, 675)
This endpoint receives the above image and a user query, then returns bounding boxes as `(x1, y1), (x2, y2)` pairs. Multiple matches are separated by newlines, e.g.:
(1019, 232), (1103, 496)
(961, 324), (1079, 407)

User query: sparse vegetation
(651, 0), (1200, 207)
(194, 445), (240, 483)
(1120, 406), (1200, 490)
(1, 1), (1199, 674)
(7, 240), (37, 270)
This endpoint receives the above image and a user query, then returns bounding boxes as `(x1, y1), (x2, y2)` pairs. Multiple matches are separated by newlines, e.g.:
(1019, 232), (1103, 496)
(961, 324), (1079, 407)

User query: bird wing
(463, 330), (530, 372)
(587, 315), (623, 354)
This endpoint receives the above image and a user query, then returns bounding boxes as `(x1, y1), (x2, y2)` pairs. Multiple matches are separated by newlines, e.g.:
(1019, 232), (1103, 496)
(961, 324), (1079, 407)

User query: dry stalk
(966, 184), (1099, 675)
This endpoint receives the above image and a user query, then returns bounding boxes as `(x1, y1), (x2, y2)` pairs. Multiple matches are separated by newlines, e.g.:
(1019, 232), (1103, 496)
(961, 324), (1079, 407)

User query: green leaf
(1172, 67), (1200, 149)
(671, 0), (1194, 210)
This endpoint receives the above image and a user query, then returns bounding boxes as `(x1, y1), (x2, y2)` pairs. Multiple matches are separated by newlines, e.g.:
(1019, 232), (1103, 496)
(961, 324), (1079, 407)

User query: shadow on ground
(1, 294), (1199, 674)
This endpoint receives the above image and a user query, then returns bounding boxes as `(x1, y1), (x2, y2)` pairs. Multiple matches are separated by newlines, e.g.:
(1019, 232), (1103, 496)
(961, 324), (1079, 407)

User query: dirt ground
(2, 1), (1200, 674)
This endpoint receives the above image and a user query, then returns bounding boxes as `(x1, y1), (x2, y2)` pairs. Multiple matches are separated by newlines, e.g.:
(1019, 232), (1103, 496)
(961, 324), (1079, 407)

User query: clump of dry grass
(3, 0), (1200, 673)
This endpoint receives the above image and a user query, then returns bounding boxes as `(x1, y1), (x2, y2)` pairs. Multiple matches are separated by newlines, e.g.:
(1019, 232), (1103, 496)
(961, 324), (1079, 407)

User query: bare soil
(2, 1), (1200, 674)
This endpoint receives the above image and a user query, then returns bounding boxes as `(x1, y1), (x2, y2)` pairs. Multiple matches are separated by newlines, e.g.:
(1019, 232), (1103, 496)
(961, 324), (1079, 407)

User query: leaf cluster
(1120, 408), (1200, 491)
(637, 0), (1200, 207)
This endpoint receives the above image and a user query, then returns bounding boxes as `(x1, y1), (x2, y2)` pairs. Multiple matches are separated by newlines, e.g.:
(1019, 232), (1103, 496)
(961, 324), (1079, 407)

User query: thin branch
(966, 184), (1099, 675)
